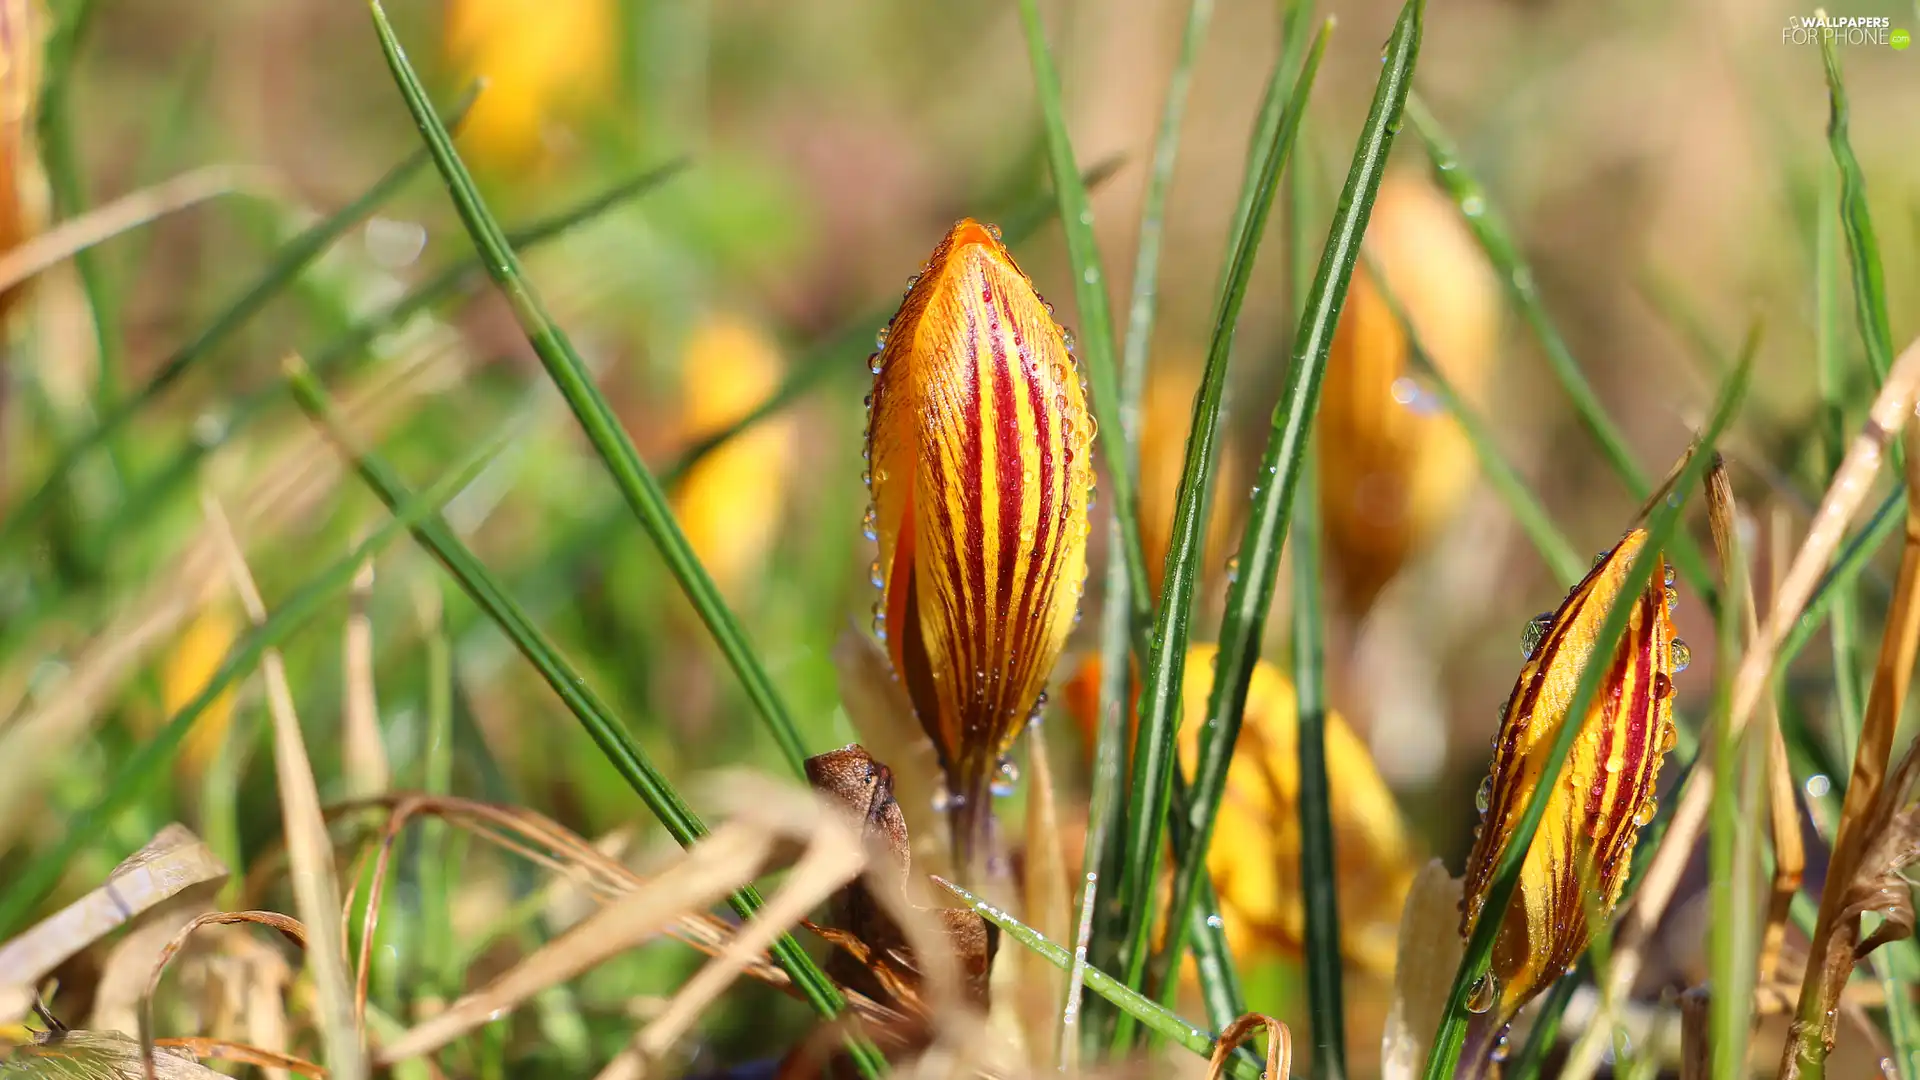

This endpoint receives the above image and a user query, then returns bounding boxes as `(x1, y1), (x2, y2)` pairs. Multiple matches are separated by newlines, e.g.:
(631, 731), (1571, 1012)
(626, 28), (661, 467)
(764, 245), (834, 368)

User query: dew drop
(1490, 1032), (1511, 1063)
(1475, 775), (1493, 815)
(1082, 267), (1098, 285)
(861, 468), (872, 488)
(870, 602), (888, 642)
(1225, 553), (1241, 583)
(875, 325), (891, 349)
(1062, 329), (1078, 353)
(1663, 562), (1677, 588)
(1020, 523), (1037, 544)
(986, 222), (1004, 241)
(991, 757), (1020, 797)
(1466, 972), (1499, 1014)
(1604, 755), (1623, 774)
(1658, 724), (1678, 753)
(869, 354), (883, 375)
(1670, 638), (1692, 673)
(1206, 914), (1225, 930)
(1521, 612), (1554, 659)
(861, 506), (878, 541)
(1634, 797), (1658, 827)
(1664, 584), (1679, 613)
(1653, 672), (1672, 700)
(869, 560), (884, 589)
(1460, 194), (1487, 218)
(905, 272), (922, 290)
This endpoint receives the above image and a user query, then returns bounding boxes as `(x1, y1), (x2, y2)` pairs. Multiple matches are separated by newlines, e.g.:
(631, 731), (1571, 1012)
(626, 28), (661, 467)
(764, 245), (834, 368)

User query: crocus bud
(0, 0), (45, 319)
(670, 315), (794, 601)
(1459, 529), (1684, 1042)
(1063, 646), (1416, 975)
(444, 0), (614, 172)
(1318, 172), (1498, 615)
(863, 219), (1093, 869)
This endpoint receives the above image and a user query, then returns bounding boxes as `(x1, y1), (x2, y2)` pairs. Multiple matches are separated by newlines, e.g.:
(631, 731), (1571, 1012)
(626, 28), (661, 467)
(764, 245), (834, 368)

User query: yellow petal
(670, 315), (793, 599)
(444, 0), (615, 171)
(1459, 529), (1682, 1026)
(866, 219), (1093, 832)
(1063, 646), (1417, 975)
(161, 601), (243, 781)
(1318, 171), (1499, 613)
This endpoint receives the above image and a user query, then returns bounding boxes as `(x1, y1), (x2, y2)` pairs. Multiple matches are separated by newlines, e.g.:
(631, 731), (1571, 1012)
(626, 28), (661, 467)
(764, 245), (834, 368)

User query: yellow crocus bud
(1063, 646), (1417, 975)
(864, 219), (1093, 869)
(444, 0), (614, 172)
(669, 315), (793, 601)
(1318, 172), (1498, 614)
(1458, 529), (1683, 1057)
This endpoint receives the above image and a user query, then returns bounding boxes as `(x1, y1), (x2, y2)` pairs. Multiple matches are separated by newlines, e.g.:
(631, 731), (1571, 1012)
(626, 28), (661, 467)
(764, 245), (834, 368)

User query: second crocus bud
(1458, 529), (1684, 1064)
(863, 219), (1093, 872)
(1318, 172), (1498, 615)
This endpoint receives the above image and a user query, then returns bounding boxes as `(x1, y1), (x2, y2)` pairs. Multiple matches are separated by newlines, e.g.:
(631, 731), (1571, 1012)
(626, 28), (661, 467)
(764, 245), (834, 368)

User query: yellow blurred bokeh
(444, 0), (616, 172)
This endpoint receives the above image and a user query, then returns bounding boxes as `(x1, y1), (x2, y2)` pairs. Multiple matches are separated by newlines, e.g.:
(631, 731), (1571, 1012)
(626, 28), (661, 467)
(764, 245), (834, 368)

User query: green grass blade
(1706, 535), (1760, 1080)
(0, 430), (507, 940)
(932, 876), (1265, 1080)
(1817, 34), (1893, 386)
(1421, 351), (1751, 1080)
(1164, 0), (1425, 1003)
(1404, 96), (1718, 605)
(1014, 0), (1153, 639)
(1290, 453), (1343, 1077)
(1117, 17), (1334, 1024)
(0, 96), (473, 558)
(285, 363), (885, 1079)
(1144, 0), (1323, 1015)
(1118, 0), (1211, 410)
(1815, 164), (1868, 770)
(1367, 256), (1585, 585)
(364, 3), (813, 780)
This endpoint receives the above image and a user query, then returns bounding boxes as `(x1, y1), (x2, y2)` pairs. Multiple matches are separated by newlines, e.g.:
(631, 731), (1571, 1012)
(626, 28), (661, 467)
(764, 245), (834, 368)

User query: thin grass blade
(1817, 33), (1893, 386)
(1164, 0), (1426, 1003)
(283, 362), (885, 1078)
(1013, 0), (1153, 637)
(363, 2), (812, 778)
(1117, 17), (1335, 1027)
(1403, 95), (1718, 603)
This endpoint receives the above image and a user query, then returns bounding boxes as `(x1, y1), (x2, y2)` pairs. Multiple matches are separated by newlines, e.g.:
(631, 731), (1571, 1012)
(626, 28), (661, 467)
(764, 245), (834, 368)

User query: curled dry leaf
(0, 826), (227, 1020)
(864, 219), (1094, 867)
(803, 746), (999, 1015)
(1205, 1013), (1292, 1080)
(1458, 529), (1682, 1049)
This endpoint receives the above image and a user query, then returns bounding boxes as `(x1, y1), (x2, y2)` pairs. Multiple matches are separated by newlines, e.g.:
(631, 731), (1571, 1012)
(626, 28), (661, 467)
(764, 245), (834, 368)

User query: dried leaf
(0, 826), (227, 1018)
(0, 1031), (224, 1080)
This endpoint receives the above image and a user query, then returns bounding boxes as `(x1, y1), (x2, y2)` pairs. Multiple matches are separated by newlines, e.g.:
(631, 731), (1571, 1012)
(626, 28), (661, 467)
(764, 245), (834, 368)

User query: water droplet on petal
(861, 506), (878, 541)
(869, 560), (884, 589)
(1475, 776), (1493, 815)
(870, 602), (888, 642)
(1654, 672), (1672, 699)
(1670, 638), (1692, 673)
(1663, 562), (1677, 587)
(1225, 553), (1241, 583)
(875, 325), (891, 349)
(1490, 1032), (1511, 1063)
(1521, 612), (1554, 659)
(1664, 584), (1679, 613)
(990, 757), (1020, 797)
(1634, 797), (1658, 827)
(986, 222), (1004, 241)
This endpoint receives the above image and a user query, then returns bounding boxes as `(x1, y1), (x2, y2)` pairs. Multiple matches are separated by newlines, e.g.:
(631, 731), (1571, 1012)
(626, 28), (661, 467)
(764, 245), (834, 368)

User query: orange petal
(1459, 529), (1683, 1027)
(865, 219), (1093, 825)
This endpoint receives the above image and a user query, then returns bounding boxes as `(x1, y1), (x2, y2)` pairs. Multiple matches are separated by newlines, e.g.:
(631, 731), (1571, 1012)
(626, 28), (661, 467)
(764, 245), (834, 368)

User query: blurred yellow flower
(1458, 530), (1682, 1048)
(1137, 362), (1236, 597)
(1064, 645), (1416, 975)
(444, 0), (615, 171)
(670, 315), (793, 600)
(160, 601), (242, 781)
(865, 219), (1093, 868)
(1318, 171), (1498, 614)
